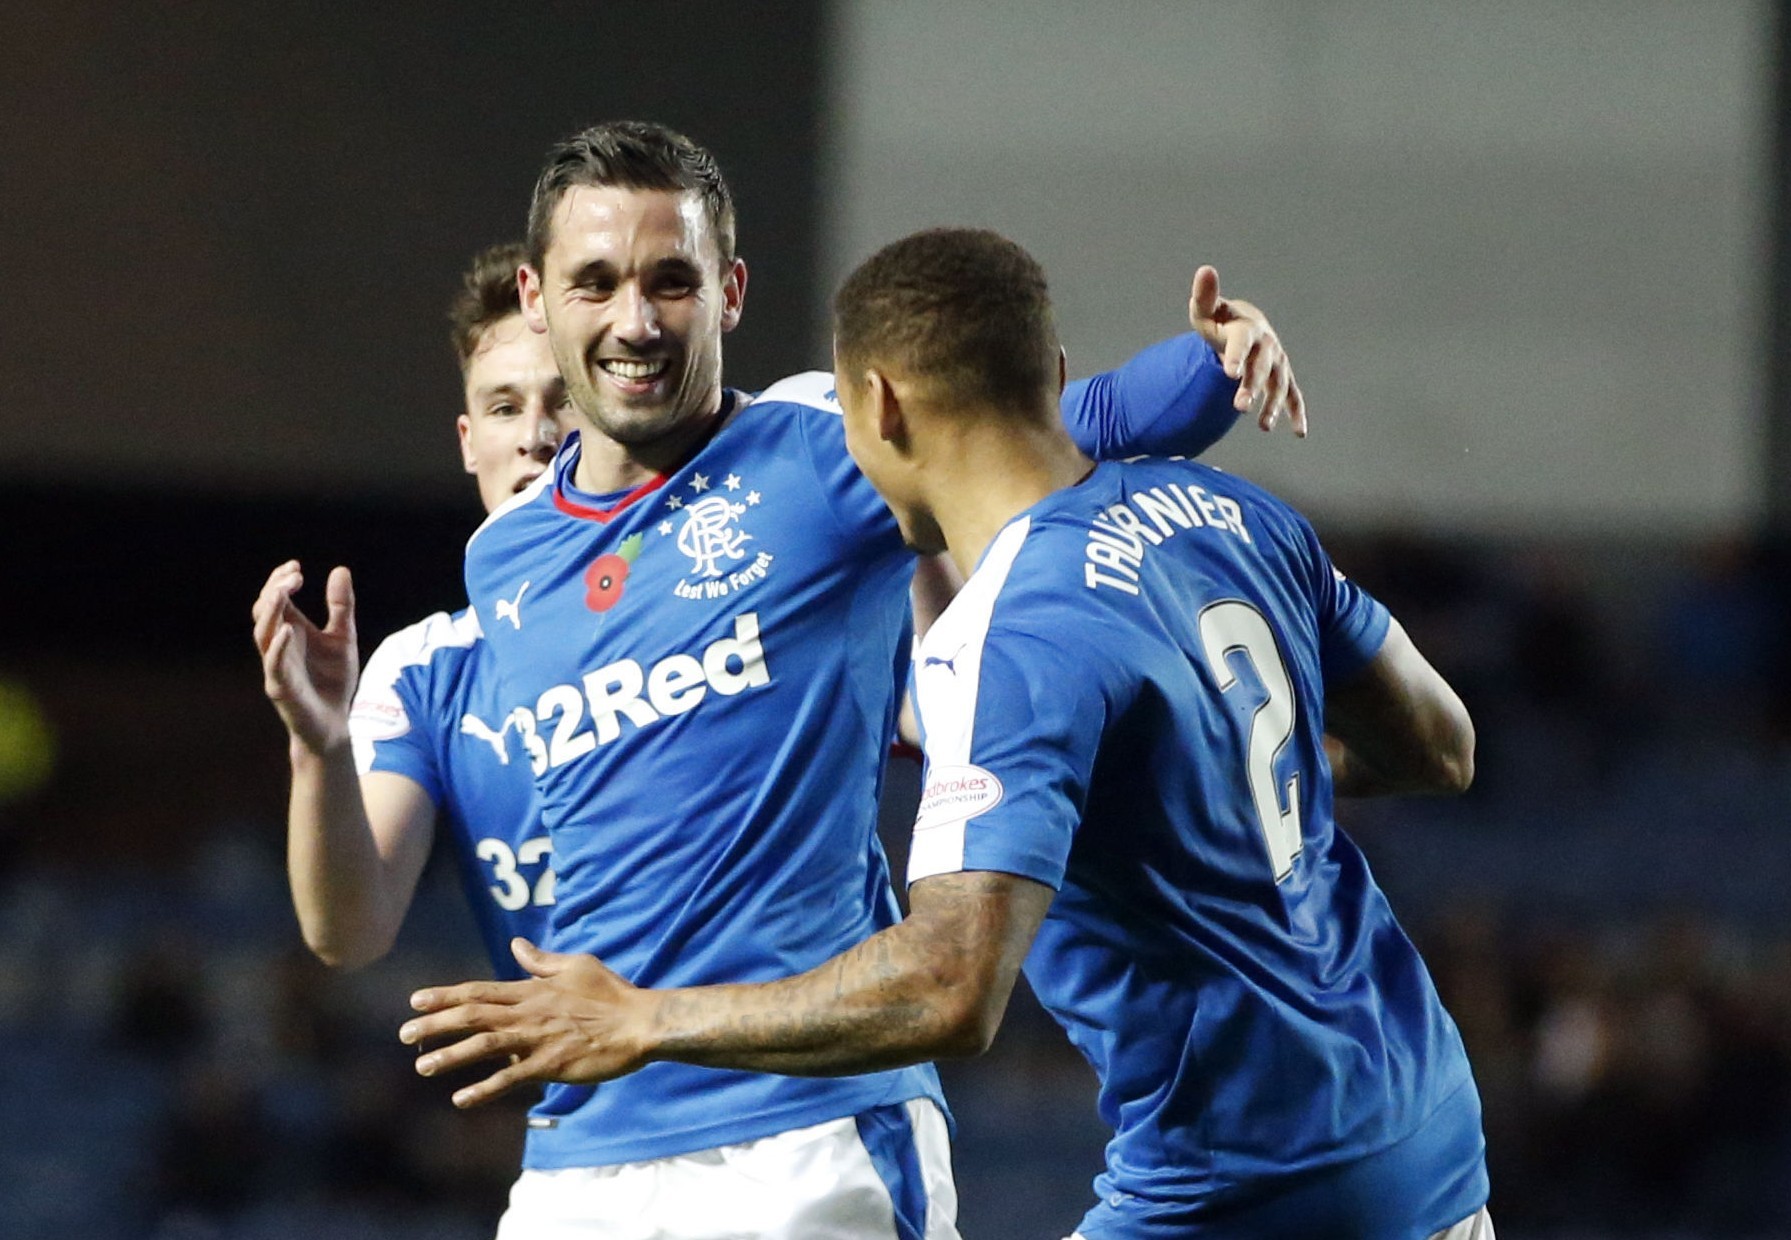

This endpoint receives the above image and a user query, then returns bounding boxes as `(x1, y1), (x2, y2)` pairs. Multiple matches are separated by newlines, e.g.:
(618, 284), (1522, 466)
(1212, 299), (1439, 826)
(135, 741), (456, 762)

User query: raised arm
(904, 272), (1298, 729)
(1325, 617), (1475, 798)
(399, 870), (1052, 1107)
(1061, 265), (1306, 461)
(253, 561), (436, 969)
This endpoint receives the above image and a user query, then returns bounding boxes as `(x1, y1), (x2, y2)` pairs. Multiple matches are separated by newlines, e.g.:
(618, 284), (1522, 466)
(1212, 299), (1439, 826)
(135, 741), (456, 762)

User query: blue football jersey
(464, 336), (1244, 1169)
(469, 377), (940, 1167)
(349, 609), (553, 980)
(910, 459), (1487, 1239)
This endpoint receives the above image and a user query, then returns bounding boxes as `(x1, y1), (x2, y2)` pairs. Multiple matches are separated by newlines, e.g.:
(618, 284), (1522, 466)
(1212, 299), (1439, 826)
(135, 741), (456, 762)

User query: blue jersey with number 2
(910, 458), (1487, 1240)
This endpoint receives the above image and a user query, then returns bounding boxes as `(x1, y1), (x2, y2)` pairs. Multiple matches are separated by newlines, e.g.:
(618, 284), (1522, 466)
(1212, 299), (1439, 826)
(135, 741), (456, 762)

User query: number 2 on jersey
(1197, 600), (1302, 881)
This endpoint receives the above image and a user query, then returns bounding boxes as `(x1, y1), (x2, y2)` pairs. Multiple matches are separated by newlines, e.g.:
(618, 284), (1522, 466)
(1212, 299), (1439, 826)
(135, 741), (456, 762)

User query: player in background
(403, 122), (1307, 1240)
(403, 228), (1490, 1239)
(252, 242), (565, 978)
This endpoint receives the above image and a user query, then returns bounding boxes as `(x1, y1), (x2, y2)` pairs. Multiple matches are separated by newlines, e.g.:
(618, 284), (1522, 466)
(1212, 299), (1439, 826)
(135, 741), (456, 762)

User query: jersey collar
(548, 393), (743, 524)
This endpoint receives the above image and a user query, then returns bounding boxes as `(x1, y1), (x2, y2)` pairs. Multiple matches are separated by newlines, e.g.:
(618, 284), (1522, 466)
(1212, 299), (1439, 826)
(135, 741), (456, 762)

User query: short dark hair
(526, 121), (736, 273)
(833, 228), (1060, 413)
(448, 240), (528, 370)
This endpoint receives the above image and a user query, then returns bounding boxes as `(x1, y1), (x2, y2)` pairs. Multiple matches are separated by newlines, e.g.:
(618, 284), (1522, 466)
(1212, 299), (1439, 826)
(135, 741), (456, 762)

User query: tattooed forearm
(642, 871), (1054, 1076)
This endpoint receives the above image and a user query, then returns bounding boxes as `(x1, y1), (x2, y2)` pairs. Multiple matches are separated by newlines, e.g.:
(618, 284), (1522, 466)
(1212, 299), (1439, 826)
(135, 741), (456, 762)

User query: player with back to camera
(405, 228), (1492, 1240)
(402, 122), (1311, 1240)
(253, 242), (566, 981)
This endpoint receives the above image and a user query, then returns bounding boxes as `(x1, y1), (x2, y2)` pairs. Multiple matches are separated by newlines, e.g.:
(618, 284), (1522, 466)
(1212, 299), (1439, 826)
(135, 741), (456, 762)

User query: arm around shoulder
(1324, 617), (1474, 798)
(653, 868), (1055, 1072)
(396, 867), (1055, 1106)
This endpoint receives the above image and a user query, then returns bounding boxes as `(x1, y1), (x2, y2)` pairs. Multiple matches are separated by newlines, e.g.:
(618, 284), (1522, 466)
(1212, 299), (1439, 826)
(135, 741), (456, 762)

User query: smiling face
(457, 312), (568, 513)
(519, 184), (746, 456)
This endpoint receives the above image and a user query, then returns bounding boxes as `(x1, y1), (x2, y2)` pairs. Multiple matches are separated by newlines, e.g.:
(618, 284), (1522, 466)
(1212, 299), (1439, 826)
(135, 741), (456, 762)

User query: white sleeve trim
(748, 371), (842, 415)
(349, 609), (481, 774)
(907, 517), (1033, 883)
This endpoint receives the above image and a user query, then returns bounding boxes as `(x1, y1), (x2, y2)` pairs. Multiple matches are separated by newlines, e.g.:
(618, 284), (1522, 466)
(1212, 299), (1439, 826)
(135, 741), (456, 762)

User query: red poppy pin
(585, 534), (644, 612)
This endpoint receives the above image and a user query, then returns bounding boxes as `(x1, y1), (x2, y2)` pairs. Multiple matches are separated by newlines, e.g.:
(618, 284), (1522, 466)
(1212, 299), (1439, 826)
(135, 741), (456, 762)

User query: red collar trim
(552, 472), (669, 523)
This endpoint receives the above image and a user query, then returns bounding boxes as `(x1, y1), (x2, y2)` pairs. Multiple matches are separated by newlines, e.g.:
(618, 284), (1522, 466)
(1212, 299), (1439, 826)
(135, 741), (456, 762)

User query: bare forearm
(643, 926), (976, 1075)
(641, 873), (1047, 1076)
(1325, 698), (1473, 798)
(1325, 734), (1422, 797)
(1326, 620), (1474, 798)
(286, 744), (410, 968)
(399, 871), (1054, 1108)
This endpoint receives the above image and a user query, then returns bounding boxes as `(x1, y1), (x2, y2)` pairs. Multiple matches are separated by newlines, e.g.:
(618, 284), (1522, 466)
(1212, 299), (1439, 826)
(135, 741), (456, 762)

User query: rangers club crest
(678, 496), (751, 577)
(657, 473), (774, 601)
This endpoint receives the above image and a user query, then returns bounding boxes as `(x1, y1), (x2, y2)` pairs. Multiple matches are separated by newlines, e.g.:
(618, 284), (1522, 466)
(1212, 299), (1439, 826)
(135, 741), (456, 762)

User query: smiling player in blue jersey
(406, 226), (1489, 1238)
(400, 122), (1310, 1240)
(253, 243), (565, 979)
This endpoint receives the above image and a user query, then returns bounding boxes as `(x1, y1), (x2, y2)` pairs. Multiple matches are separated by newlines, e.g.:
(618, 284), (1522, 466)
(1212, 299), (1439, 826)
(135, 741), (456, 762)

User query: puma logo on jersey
(459, 713), (515, 763)
(922, 645), (965, 675)
(494, 581), (531, 629)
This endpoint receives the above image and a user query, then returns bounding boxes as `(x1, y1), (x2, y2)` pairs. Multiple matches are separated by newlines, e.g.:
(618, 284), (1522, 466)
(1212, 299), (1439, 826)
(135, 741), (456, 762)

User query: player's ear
(867, 367), (907, 448)
(457, 413), (478, 474)
(719, 258), (748, 332)
(518, 263), (549, 334)
(1056, 346), (1068, 396)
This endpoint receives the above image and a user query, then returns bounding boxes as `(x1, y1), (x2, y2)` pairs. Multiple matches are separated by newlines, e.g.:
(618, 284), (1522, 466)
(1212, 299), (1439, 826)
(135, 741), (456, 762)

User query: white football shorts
(1430, 1205), (1496, 1240)
(495, 1098), (958, 1240)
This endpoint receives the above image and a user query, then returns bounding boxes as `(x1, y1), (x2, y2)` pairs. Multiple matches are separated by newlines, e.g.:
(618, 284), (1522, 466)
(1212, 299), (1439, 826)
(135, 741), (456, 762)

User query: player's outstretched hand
(252, 560), (358, 755)
(401, 938), (653, 1108)
(1187, 266), (1307, 438)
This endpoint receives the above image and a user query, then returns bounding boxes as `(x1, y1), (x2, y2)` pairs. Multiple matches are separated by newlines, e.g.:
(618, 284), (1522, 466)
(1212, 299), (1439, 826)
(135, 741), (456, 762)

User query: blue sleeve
(1060, 334), (1240, 460)
(1304, 524), (1391, 683)
(909, 626), (1104, 891)
(349, 641), (447, 806)
(767, 382), (909, 558)
(800, 404), (901, 544)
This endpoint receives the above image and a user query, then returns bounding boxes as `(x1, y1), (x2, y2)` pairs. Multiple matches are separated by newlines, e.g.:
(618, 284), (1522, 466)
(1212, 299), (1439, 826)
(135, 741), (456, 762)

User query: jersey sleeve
(802, 403), (901, 543)
(908, 625), (1106, 890)
(349, 630), (446, 805)
(1060, 334), (1240, 461)
(761, 372), (906, 549)
(1303, 523), (1392, 683)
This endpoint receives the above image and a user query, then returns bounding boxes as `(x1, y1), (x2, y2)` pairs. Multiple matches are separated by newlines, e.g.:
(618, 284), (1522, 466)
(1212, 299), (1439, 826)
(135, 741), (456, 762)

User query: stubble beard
(573, 364), (727, 457)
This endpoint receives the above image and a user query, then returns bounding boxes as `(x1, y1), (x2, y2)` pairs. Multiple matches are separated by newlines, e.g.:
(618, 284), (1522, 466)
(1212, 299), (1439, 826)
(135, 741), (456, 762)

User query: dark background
(1, 0), (825, 496)
(2, 0), (829, 862)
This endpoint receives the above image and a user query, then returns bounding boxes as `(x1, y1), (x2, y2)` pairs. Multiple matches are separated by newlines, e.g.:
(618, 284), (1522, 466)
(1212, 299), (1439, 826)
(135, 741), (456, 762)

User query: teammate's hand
(252, 560), (359, 755)
(1187, 266), (1307, 438)
(400, 939), (654, 1107)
